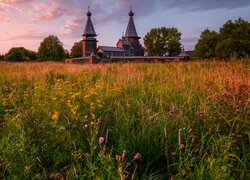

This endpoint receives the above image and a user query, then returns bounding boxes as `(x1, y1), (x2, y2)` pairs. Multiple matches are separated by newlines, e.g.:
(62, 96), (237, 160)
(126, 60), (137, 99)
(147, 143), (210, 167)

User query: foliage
(216, 18), (250, 59)
(0, 54), (4, 60)
(193, 29), (219, 59)
(38, 35), (66, 61)
(3, 47), (30, 62)
(0, 61), (249, 179)
(143, 27), (182, 56)
(194, 18), (250, 59)
(71, 41), (82, 58)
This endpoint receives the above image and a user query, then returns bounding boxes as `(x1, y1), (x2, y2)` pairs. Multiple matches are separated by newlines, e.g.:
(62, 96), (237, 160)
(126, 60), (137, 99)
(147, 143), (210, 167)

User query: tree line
(0, 18), (250, 62)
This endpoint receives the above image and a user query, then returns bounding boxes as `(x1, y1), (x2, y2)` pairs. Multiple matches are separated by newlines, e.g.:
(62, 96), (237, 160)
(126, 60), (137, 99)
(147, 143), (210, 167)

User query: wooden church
(82, 7), (144, 58)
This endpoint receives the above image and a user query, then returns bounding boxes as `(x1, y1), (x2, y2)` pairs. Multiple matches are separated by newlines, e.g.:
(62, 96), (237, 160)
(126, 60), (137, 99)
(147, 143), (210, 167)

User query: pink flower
(116, 155), (121, 162)
(99, 137), (105, 145)
(179, 144), (185, 150)
(235, 107), (241, 114)
(223, 91), (231, 97)
(197, 111), (205, 117)
(133, 153), (141, 161)
(84, 124), (88, 128)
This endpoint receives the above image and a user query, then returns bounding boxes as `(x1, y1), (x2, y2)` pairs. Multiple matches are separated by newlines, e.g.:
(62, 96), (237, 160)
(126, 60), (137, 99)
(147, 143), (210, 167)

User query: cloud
(2, 30), (49, 41)
(31, 1), (71, 23)
(0, 0), (33, 4)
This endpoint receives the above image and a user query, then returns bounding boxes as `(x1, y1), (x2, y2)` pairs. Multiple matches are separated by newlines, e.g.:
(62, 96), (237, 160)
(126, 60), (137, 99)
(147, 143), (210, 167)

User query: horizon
(1, 0), (250, 55)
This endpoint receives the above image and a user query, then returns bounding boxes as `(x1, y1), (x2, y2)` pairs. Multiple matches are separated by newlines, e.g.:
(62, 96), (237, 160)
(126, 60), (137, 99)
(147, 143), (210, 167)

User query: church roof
(98, 46), (125, 52)
(125, 9), (139, 38)
(117, 39), (134, 48)
(82, 9), (97, 37)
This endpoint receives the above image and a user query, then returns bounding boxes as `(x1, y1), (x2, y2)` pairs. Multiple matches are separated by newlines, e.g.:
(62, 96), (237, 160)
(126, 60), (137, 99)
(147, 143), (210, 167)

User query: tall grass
(0, 60), (249, 179)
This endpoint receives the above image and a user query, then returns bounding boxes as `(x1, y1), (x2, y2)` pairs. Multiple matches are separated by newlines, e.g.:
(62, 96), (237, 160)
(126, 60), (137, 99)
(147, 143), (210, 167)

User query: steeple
(125, 6), (139, 38)
(82, 6), (97, 37)
(82, 6), (98, 57)
(122, 6), (144, 56)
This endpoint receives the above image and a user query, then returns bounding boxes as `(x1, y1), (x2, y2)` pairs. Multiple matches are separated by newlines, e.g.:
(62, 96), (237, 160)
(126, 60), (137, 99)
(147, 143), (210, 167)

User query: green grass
(0, 60), (249, 179)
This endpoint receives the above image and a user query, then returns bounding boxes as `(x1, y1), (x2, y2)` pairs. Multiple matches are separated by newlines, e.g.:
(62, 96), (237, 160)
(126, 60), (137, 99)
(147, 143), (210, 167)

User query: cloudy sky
(1, 0), (250, 54)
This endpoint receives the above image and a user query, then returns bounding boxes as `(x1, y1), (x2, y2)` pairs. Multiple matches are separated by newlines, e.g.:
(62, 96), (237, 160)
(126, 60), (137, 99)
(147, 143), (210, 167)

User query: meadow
(0, 60), (249, 179)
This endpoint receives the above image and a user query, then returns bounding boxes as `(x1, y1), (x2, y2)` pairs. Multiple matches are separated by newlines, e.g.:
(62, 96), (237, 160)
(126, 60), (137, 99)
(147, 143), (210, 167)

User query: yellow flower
(52, 111), (59, 122)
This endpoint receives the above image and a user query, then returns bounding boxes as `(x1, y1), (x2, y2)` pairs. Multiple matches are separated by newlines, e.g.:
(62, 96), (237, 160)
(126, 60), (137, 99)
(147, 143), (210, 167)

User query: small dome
(87, 11), (92, 16)
(129, 10), (134, 16)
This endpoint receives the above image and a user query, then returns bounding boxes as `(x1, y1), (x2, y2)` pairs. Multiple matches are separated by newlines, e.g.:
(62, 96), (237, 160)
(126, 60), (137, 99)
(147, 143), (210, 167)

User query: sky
(0, 0), (250, 54)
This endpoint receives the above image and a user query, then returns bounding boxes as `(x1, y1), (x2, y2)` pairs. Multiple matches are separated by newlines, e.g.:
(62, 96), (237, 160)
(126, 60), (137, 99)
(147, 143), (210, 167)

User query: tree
(0, 54), (4, 60)
(194, 18), (250, 59)
(193, 29), (219, 59)
(38, 35), (66, 61)
(143, 27), (182, 56)
(70, 41), (82, 58)
(216, 18), (250, 59)
(3, 47), (30, 62)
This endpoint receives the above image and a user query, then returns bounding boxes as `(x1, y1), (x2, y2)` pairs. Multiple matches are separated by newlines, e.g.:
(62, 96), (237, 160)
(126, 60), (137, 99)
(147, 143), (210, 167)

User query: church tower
(82, 7), (97, 57)
(123, 7), (144, 56)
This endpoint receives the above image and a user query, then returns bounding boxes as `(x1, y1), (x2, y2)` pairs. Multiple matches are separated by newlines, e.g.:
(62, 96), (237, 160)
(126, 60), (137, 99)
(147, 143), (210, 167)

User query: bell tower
(82, 7), (97, 57)
(123, 6), (144, 56)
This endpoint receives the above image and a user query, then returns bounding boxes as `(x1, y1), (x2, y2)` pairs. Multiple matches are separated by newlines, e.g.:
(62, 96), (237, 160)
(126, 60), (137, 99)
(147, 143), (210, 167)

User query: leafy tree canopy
(143, 27), (182, 56)
(216, 18), (250, 59)
(194, 18), (250, 59)
(71, 41), (82, 58)
(193, 29), (219, 59)
(38, 35), (66, 61)
(3, 47), (34, 62)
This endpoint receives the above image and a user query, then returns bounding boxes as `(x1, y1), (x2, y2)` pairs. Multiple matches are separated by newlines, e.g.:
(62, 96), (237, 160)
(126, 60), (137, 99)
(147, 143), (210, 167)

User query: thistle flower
(223, 91), (231, 97)
(99, 137), (104, 145)
(179, 144), (185, 150)
(197, 111), (205, 117)
(133, 153), (141, 161)
(235, 107), (241, 114)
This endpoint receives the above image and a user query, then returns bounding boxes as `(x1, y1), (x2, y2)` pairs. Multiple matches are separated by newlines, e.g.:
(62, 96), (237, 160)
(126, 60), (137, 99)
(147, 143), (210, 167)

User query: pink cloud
(32, 1), (72, 23)
(2, 30), (49, 41)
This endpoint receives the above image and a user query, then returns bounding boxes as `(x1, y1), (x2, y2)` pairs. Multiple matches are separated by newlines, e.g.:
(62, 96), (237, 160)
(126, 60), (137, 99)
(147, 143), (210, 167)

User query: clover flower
(235, 107), (241, 114)
(197, 111), (205, 117)
(84, 124), (88, 128)
(133, 153), (141, 161)
(99, 137), (105, 145)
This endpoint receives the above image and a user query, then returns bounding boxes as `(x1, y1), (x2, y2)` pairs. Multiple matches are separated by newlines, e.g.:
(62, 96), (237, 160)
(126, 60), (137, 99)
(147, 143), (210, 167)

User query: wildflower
(231, 133), (243, 139)
(133, 153), (141, 161)
(92, 114), (95, 119)
(116, 155), (121, 162)
(90, 121), (94, 125)
(84, 115), (88, 119)
(52, 111), (59, 122)
(122, 150), (126, 162)
(167, 110), (175, 117)
(223, 91), (231, 97)
(179, 144), (185, 150)
(235, 107), (241, 114)
(84, 124), (88, 128)
(230, 133), (236, 138)
(197, 111), (205, 117)
(99, 137), (105, 145)
(236, 134), (243, 139)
